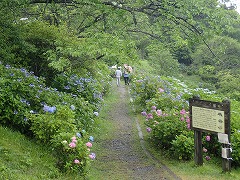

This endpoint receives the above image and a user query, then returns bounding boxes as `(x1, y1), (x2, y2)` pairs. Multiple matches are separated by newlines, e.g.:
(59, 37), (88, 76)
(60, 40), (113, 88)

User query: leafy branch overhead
(1, 0), (240, 80)
(27, 0), (229, 38)
(25, 0), (239, 60)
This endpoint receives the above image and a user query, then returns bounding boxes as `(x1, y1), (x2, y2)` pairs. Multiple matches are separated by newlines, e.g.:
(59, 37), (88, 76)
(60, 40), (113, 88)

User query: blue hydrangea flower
(82, 129), (86, 134)
(89, 136), (94, 142)
(5, 64), (11, 69)
(76, 132), (81, 138)
(70, 105), (75, 110)
(64, 85), (70, 90)
(93, 112), (99, 116)
(43, 105), (56, 113)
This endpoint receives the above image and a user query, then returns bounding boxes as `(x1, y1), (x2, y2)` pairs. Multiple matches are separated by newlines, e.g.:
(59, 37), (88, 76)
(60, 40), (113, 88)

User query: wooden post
(194, 130), (203, 165)
(191, 95), (203, 166)
(222, 99), (231, 172)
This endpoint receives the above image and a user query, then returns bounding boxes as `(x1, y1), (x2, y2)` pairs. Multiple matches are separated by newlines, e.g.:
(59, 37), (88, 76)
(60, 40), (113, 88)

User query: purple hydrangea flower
(205, 156), (211, 161)
(141, 111), (147, 116)
(89, 153), (96, 160)
(146, 127), (152, 133)
(151, 106), (157, 110)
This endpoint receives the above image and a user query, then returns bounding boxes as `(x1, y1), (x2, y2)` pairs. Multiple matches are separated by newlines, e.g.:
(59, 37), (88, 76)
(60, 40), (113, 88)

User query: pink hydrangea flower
(206, 135), (211, 141)
(86, 142), (92, 148)
(186, 117), (190, 123)
(203, 147), (207, 153)
(147, 113), (153, 119)
(156, 109), (162, 116)
(74, 159), (80, 164)
(72, 139), (77, 143)
(180, 117), (185, 121)
(159, 88), (164, 93)
(180, 109), (186, 115)
(69, 142), (76, 148)
(141, 111), (147, 116)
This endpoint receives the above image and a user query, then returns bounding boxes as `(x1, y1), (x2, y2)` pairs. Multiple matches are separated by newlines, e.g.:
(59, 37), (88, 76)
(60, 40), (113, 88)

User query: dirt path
(91, 82), (181, 180)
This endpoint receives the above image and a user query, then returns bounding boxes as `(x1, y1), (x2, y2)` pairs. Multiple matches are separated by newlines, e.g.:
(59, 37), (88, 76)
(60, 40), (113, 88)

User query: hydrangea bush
(131, 73), (240, 165)
(0, 62), (109, 174)
(51, 131), (96, 174)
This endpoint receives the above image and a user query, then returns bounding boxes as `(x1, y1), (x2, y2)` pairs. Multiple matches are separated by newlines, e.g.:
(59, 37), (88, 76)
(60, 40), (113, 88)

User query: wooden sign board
(189, 98), (230, 134)
(189, 97), (231, 171)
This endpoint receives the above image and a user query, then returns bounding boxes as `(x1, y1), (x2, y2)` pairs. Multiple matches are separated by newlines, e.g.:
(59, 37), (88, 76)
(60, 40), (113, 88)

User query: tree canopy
(1, 0), (240, 85)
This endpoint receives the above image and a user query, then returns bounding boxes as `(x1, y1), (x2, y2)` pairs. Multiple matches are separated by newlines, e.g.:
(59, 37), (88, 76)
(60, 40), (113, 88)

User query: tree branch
(77, 13), (105, 33)
(127, 29), (162, 41)
(30, 0), (73, 3)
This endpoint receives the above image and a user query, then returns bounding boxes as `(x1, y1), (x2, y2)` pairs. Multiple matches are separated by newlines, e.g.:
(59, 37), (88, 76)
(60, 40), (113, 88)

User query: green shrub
(231, 130), (240, 166)
(142, 107), (190, 151)
(28, 105), (77, 143)
(51, 132), (95, 174)
(171, 132), (194, 160)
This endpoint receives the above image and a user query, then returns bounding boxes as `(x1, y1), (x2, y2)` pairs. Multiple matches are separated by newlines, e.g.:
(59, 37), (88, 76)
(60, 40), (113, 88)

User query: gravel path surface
(93, 83), (182, 180)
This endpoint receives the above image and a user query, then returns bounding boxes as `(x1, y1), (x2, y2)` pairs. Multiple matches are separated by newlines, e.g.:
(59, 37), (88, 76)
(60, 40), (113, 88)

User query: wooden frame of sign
(189, 96), (231, 172)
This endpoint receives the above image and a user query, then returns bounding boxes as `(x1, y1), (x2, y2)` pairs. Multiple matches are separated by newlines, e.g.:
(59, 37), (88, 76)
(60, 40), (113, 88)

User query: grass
(0, 126), (56, 180)
(0, 126), (85, 180)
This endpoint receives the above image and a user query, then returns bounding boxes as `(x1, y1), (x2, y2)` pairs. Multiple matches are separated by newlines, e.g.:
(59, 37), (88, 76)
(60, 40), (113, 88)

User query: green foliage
(51, 132), (93, 175)
(231, 101), (240, 166)
(171, 132), (194, 160)
(146, 43), (180, 76)
(191, 35), (240, 91)
(216, 71), (240, 99)
(0, 64), (43, 132)
(145, 109), (187, 149)
(51, 61), (111, 108)
(231, 131), (240, 166)
(28, 105), (77, 143)
(130, 76), (159, 111)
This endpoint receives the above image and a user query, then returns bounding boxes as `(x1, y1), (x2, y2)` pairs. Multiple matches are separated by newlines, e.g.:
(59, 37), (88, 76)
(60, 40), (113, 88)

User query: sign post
(189, 97), (231, 171)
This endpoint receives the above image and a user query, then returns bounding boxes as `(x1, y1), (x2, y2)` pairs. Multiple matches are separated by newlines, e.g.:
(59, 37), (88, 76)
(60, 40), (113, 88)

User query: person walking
(123, 69), (130, 85)
(115, 67), (122, 86)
